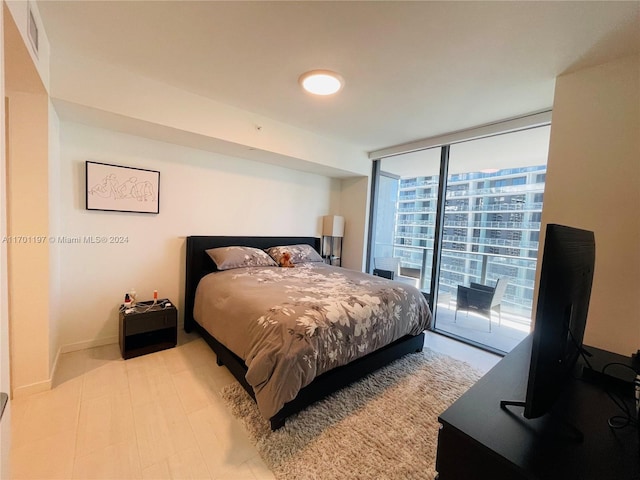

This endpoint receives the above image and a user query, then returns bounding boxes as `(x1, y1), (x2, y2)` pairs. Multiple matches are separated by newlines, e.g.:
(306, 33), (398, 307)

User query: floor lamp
(322, 215), (345, 266)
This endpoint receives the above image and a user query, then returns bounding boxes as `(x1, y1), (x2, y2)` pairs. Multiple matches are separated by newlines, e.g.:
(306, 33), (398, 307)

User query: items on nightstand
(119, 297), (177, 359)
(141, 289), (160, 312)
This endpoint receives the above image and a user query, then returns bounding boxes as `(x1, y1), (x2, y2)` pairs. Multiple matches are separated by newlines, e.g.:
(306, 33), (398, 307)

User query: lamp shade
(322, 215), (345, 237)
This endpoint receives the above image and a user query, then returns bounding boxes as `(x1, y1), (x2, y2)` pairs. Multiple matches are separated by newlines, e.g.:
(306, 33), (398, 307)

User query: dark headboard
(184, 236), (321, 332)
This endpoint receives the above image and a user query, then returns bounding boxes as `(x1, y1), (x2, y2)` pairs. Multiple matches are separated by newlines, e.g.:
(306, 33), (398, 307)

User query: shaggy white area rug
(221, 348), (482, 479)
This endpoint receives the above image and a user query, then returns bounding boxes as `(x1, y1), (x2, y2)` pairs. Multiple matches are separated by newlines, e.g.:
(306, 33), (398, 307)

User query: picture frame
(86, 161), (160, 214)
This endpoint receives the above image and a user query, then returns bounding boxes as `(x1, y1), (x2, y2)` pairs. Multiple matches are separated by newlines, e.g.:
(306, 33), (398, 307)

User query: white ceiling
(37, 1), (640, 153)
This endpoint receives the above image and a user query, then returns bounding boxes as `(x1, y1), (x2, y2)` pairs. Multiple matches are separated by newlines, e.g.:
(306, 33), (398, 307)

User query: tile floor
(9, 330), (500, 479)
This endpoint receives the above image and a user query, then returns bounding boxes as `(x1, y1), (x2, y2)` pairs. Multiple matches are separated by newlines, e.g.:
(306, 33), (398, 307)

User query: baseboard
(12, 336), (120, 399)
(12, 347), (61, 399)
(59, 335), (118, 354)
(12, 378), (51, 399)
(49, 345), (62, 385)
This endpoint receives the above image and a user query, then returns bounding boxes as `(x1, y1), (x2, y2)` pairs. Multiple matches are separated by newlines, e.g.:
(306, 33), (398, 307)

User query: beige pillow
(206, 246), (277, 270)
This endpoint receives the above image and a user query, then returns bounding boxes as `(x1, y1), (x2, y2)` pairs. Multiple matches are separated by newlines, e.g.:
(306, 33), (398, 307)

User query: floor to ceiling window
(368, 123), (551, 354)
(370, 148), (441, 291)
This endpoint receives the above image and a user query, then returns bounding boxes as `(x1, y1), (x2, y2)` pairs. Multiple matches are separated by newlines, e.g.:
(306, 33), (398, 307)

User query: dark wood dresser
(436, 335), (639, 480)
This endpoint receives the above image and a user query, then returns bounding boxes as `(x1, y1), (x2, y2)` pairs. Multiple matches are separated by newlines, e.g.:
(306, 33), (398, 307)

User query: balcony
(378, 209), (542, 353)
(431, 296), (530, 354)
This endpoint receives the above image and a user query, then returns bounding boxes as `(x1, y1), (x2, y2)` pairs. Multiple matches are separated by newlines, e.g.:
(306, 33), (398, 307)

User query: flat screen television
(501, 223), (595, 419)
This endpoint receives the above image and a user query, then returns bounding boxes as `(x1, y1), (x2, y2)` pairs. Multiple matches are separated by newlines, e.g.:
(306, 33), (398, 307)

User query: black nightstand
(119, 299), (177, 359)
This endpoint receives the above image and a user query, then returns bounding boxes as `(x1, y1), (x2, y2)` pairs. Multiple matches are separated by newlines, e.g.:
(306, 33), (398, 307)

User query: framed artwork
(86, 161), (160, 214)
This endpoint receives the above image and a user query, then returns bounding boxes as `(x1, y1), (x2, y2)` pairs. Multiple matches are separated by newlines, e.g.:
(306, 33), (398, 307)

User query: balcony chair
(454, 277), (509, 332)
(373, 257), (419, 287)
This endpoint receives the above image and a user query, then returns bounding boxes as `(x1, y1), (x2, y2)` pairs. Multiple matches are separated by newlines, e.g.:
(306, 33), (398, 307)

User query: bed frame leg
(270, 416), (285, 431)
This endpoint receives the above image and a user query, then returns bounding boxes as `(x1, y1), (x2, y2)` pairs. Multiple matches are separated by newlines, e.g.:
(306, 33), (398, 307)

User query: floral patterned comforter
(193, 263), (432, 419)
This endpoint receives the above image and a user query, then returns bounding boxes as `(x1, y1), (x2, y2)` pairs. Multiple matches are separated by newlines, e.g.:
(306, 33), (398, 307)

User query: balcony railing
(399, 193), (438, 201)
(443, 202), (543, 213)
(448, 166), (545, 182)
(445, 183), (545, 198)
(443, 220), (541, 230)
(442, 235), (539, 249)
(398, 207), (433, 213)
(395, 232), (432, 239)
(400, 179), (439, 189)
(470, 202), (543, 212)
(396, 219), (433, 226)
(397, 217), (541, 230)
(379, 231), (541, 318)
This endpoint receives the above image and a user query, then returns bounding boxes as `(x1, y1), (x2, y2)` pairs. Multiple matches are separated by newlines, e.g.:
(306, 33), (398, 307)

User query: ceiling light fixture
(299, 70), (344, 96)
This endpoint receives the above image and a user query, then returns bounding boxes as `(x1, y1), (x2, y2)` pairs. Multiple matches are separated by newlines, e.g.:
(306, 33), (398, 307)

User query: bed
(184, 236), (432, 429)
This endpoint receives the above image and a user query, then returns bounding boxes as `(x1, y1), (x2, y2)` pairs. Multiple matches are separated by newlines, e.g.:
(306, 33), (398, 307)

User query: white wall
(0, 4), (10, 476)
(6, 90), (51, 394)
(48, 101), (61, 374)
(340, 176), (371, 271)
(4, 6), (52, 393)
(3, 0), (56, 400)
(57, 122), (339, 350)
(543, 54), (640, 355)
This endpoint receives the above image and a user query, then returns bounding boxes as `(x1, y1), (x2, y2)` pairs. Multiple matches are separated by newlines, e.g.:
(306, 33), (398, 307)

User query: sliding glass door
(368, 125), (551, 354)
(370, 148), (441, 291)
(435, 126), (550, 352)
